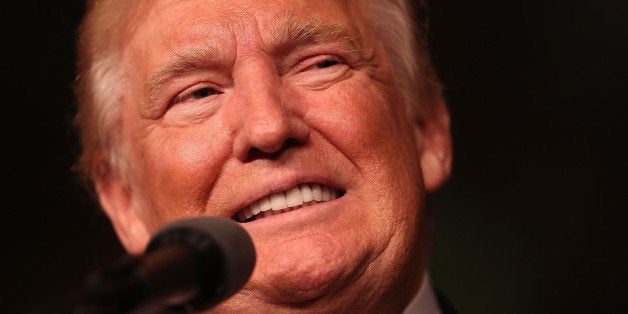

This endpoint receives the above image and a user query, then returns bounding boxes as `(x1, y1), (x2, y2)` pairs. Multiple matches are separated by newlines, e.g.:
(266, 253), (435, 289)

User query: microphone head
(146, 216), (256, 311)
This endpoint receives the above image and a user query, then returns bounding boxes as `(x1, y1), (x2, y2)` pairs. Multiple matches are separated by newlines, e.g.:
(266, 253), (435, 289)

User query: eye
(288, 54), (350, 89)
(315, 58), (341, 69)
(299, 55), (345, 72)
(170, 86), (220, 107)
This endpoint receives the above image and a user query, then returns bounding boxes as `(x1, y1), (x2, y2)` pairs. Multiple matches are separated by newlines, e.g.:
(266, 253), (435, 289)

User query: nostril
(246, 138), (302, 161)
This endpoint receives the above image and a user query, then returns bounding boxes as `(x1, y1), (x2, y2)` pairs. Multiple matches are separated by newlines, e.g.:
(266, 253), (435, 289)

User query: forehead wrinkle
(267, 14), (365, 57)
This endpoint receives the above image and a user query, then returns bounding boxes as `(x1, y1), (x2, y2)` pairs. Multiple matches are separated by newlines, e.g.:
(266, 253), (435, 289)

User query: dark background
(4, 1), (626, 313)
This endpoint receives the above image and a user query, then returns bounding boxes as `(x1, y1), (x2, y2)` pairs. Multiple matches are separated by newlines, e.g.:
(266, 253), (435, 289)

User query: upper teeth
(235, 183), (340, 222)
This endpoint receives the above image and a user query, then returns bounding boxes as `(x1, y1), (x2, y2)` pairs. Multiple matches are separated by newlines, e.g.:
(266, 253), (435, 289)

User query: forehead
(124, 0), (363, 48)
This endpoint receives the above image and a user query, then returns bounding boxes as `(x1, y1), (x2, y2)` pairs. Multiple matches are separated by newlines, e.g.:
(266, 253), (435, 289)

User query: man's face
(101, 0), (445, 311)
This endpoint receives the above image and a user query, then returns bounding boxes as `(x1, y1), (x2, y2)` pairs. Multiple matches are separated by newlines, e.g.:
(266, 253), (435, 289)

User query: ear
(416, 98), (453, 193)
(94, 167), (150, 255)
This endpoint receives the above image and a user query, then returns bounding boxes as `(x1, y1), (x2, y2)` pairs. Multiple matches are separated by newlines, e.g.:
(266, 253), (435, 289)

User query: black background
(4, 1), (627, 313)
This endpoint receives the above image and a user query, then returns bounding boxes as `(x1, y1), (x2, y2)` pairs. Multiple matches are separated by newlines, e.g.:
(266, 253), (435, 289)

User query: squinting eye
(316, 59), (340, 69)
(171, 87), (219, 106)
(297, 56), (345, 73)
(290, 55), (350, 89)
(190, 87), (216, 99)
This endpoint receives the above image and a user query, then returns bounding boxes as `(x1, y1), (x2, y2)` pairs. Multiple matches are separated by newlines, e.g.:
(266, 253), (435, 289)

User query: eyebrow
(145, 46), (222, 104)
(270, 15), (364, 56)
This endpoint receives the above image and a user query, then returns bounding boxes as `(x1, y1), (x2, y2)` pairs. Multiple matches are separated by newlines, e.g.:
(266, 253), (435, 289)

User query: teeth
(235, 183), (340, 222)
(259, 196), (272, 211)
(300, 184), (313, 202)
(321, 185), (330, 201)
(286, 186), (304, 207)
(311, 184), (322, 201)
(244, 206), (253, 218)
(270, 192), (288, 212)
(250, 201), (261, 215)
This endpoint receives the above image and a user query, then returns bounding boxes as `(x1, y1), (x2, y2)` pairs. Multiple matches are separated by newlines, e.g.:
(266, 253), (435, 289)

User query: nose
(232, 66), (310, 162)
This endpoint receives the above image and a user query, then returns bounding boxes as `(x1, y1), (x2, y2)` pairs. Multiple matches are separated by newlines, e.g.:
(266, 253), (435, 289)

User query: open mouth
(234, 183), (344, 223)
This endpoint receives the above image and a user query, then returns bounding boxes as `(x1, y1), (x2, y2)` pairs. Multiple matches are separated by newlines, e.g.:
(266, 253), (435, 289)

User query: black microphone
(75, 216), (256, 314)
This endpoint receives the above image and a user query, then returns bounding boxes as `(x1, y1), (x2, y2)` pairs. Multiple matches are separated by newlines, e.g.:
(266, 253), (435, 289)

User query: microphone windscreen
(146, 216), (256, 310)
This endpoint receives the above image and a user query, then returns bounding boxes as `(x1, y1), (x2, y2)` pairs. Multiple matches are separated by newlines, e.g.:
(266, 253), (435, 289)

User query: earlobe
(94, 169), (150, 255)
(416, 98), (453, 193)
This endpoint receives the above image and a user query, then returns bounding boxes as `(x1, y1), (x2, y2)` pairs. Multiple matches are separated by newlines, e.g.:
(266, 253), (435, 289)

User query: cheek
(298, 76), (424, 222)
(135, 122), (232, 225)
(301, 77), (415, 167)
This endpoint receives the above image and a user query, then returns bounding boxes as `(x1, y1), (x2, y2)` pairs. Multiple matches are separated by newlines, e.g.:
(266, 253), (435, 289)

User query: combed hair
(73, 0), (139, 192)
(357, 0), (442, 121)
(72, 0), (443, 192)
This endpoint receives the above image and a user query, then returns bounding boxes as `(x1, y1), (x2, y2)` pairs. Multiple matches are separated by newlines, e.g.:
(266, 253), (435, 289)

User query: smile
(234, 183), (343, 223)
